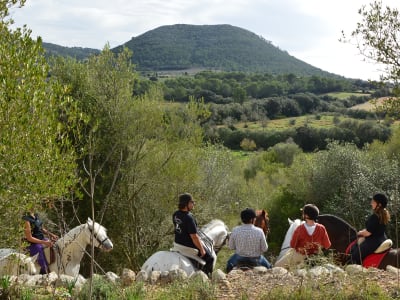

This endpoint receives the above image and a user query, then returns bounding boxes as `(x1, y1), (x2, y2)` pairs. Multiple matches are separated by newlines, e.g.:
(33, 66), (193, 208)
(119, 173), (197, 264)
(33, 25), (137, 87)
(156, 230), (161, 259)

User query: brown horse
(255, 209), (270, 236)
(318, 214), (400, 269)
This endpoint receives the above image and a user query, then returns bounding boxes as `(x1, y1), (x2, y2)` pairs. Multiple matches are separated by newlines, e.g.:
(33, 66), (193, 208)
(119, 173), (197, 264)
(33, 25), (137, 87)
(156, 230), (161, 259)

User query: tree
(344, 1), (400, 117)
(0, 1), (78, 245)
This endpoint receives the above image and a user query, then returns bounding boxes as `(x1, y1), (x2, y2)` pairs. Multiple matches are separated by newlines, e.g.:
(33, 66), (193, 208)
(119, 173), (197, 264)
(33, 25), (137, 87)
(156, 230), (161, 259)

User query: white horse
(275, 218), (303, 262)
(141, 219), (229, 277)
(0, 253), (39, 276)
(0, 218), (113, 278)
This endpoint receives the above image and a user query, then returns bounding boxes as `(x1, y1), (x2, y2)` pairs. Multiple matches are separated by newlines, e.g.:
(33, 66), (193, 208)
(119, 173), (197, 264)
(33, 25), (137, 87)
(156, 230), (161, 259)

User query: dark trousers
(199, 249), (214, 275)
(350, 237), (382, 264)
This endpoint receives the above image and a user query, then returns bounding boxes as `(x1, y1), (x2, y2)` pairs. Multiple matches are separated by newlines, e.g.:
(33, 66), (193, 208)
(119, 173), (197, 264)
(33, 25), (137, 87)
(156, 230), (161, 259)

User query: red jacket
(291, 223), (331, 255)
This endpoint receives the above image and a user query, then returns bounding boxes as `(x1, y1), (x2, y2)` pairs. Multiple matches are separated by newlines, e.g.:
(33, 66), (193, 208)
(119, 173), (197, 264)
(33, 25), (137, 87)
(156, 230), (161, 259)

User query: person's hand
(44, 240), (53, 247)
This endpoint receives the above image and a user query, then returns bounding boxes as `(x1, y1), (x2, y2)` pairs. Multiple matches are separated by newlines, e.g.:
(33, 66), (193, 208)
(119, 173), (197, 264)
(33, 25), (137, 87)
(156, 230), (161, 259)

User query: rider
(226, 208), (272, 272)
(350, 193), (390, 265)
(23, 210), (58, 274)
(172, 193), (214, 275)
(274, 204), (331, 268)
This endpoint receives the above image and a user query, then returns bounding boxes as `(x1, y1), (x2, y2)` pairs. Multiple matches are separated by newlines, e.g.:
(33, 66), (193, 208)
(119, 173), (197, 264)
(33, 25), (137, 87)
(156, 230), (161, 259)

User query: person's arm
(357, 229), (371, 237)
(42, 226), (58, 241)
(24, 221), (52, 247)
(190, 233), (206, 257)
(321, 226), (331, 249)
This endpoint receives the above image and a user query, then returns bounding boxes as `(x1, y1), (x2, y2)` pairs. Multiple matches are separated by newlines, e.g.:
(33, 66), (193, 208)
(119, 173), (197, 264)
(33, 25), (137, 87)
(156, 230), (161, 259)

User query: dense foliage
(0, 0), (78, 245)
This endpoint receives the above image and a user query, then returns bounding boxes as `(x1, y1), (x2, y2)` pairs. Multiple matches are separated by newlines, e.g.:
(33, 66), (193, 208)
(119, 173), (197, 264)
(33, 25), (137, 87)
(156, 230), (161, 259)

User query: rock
(386, 265), (400, 275)
(121, 268), (136, 286)
(295, 268), (308, 278)
(345, 264), (365, 274)
(323, 263), (345, 274)
(309, 266), (330, 278)
(135, 270), (148, 283)
(189, 270), (209, 283)
(212, 269), (226, 282)
(169, 268), (187, 281)
(271, 266), (288, 276)
(149, 270), (161, 284)
(253, 266), (269, 274)
(105, 271), (119, 283)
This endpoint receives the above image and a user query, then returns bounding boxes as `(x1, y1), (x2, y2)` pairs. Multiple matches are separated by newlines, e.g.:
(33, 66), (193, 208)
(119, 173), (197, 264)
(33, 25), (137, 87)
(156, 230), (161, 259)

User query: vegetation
(343, 0), (400, 118)
(4, 0), (400, 299)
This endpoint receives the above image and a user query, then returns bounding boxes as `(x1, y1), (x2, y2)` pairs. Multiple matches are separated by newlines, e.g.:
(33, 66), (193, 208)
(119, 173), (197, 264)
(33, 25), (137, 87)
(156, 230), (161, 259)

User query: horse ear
(87, 217), (93, 225)
(288, 218), (293, 224)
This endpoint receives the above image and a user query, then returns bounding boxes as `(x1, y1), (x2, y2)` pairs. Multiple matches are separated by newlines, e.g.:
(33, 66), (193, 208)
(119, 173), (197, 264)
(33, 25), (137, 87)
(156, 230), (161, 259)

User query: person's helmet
(373, 193), (388, 208)
(178, 193), (193, 208)
(302, 204), (319, 221)
(241, 208), (257, 223)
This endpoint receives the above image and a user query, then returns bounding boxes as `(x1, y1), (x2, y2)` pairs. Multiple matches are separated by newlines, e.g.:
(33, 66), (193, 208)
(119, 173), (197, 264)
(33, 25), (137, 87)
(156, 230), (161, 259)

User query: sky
(8, 0), (400, 81)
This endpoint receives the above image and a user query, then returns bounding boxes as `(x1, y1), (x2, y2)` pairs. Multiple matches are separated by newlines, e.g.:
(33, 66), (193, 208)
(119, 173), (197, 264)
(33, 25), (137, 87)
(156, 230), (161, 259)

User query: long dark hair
(375, 206), (390, 225)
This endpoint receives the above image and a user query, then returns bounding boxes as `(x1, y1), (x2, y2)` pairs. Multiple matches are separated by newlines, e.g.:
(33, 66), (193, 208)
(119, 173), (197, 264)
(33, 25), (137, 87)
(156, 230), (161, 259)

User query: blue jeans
(226, 253), (272, 272)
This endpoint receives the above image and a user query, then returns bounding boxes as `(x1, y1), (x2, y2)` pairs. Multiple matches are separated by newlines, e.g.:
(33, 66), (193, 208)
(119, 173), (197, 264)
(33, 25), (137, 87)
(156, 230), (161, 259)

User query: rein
(88, 226), (110, 248)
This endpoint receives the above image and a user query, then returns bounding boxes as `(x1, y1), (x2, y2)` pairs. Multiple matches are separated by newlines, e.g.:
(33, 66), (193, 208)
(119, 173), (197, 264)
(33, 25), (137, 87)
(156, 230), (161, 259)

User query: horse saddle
(44, 246), (56, 265)
(236, 258), (259, 270)
(357, 237), (393, 253)
(170, 242), (206, 266)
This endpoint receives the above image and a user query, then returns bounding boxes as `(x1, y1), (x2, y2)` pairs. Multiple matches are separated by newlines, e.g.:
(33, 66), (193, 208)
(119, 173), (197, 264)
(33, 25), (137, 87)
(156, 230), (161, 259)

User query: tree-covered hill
(114, 24), (338, 77)
(43, 24), (343, 78)
(43, 42), (100, 60)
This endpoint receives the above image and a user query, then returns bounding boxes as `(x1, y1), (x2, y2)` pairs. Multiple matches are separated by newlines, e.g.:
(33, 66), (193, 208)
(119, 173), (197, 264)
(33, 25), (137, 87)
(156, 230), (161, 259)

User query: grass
(323, 91), (371, 100)
(233, 114), (345, 131)
(2, 268), (398, 299)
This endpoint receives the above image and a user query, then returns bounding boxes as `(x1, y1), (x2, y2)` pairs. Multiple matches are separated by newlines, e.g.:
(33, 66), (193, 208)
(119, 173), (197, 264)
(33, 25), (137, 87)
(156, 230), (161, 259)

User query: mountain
(114, 24), (336, 77)
(43, 24), (341, 78)
(43, 42), (100, 60)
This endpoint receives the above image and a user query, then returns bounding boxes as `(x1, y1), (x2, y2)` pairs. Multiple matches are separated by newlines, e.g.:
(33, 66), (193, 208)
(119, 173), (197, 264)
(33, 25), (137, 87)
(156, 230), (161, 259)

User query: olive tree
(344, 1), (400, 117)
(0, 1), (78, 245)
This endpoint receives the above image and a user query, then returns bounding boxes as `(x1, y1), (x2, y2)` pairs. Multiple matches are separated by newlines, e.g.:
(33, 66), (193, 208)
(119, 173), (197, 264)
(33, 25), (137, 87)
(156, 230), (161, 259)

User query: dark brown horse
(318, 214), (400, 269)
(255, 209), (270, 236)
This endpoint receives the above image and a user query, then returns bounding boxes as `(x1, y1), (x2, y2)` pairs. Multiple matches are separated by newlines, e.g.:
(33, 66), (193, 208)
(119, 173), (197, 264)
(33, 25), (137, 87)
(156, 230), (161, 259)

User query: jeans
(226, 253), (272, 272)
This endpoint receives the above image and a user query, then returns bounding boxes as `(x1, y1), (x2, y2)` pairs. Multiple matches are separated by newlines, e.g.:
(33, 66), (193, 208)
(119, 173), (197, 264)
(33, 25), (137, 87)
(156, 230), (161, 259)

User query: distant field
(350, 97), (388, 111)
(324, 91), (371, 100)
(232, 115), (348, 131)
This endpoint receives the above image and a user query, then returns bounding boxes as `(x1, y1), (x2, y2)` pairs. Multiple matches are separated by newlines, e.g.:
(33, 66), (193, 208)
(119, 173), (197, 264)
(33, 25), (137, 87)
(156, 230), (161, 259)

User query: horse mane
(201, 219), (228, 232)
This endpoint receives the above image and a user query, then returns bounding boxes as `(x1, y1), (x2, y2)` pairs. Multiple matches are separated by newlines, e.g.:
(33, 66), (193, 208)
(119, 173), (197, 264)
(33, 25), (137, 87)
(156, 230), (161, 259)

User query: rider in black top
(172, 193), (214, 275)
(350, 193), (390, 264)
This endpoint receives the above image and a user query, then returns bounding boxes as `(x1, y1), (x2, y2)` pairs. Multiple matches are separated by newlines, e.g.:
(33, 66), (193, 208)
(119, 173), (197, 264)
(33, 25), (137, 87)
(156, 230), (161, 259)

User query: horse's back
(141, 251), (196, 277)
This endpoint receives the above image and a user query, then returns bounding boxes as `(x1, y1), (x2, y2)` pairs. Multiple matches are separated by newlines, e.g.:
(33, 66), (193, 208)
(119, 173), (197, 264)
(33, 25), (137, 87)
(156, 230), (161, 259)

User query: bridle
(88, 226), (110, 248)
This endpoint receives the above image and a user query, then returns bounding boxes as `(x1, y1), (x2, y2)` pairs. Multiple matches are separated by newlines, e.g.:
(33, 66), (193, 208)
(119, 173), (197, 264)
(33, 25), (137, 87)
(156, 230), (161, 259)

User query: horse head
(255, 209), (270, 236)
(86, 218), (113, 252)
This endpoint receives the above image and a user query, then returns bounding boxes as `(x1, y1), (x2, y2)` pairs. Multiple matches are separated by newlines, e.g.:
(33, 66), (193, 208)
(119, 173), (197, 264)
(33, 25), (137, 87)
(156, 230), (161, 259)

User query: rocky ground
(213, 265), (400, 299)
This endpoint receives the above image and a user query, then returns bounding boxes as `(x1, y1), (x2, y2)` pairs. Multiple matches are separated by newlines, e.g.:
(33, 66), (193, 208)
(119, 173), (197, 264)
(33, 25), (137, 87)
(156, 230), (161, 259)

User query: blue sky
(9, 0), (400, 80)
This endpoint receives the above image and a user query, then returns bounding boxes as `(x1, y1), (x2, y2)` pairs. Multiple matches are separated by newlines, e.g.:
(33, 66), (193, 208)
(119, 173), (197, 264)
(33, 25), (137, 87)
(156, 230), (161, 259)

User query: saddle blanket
(345, 240), (388, 268)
